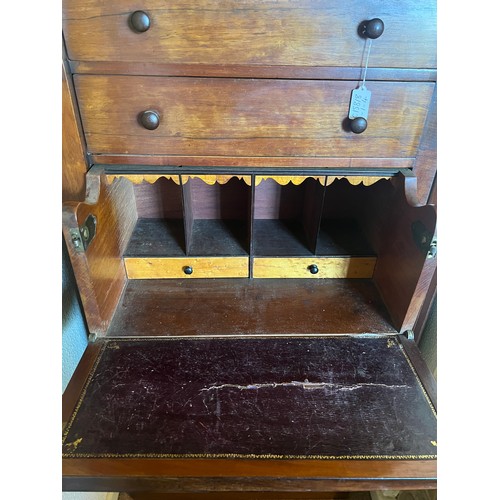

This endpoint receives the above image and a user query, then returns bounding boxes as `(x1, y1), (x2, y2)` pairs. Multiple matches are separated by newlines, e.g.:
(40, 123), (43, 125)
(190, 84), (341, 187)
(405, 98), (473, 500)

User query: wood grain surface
(90, 155), (415, 169)
(105, 279), (396, 336)
(62, 173), (138, 335)
(125, 257), (249, 279)
(252, 257), (376, 279)
(357, 173), (437, 332)
(63, 0), (436, 69)
(74, 76), (434, 159)
(62, 63), (88, 202)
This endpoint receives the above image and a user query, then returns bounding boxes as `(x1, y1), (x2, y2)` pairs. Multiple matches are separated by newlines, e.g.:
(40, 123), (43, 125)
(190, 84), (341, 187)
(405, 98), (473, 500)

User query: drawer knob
(139, 110), (160, 130)
(308, 264), (319, 275)
(350, 117), (367, 134)
(129, 11), (151, 33)
(359, 18), (384, 39)
(183, 266), (193, 275)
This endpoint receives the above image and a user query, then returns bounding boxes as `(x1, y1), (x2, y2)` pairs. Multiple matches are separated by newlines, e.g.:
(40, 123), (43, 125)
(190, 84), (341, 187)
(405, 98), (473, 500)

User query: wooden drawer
(125, 256), (249, 279)
(63, 0), (436, 69)
(74, 75), (434, 159)
(253, 257), (376, 279)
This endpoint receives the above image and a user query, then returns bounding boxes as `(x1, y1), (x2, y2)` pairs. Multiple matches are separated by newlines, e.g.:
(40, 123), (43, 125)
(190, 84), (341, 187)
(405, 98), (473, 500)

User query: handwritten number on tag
(349, 87), (371, 120)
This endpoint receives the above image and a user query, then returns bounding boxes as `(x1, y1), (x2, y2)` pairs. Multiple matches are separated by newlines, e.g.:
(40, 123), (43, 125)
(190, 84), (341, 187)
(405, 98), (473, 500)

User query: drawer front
(63, 0), (436, 69)
(75, 75), (434, 159)
(125, 257), (249, 279)
(253, 257), (376, 279)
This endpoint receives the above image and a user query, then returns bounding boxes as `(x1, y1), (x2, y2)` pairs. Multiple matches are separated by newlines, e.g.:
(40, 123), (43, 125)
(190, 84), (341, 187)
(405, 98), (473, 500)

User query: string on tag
(360, 39), (373, 90)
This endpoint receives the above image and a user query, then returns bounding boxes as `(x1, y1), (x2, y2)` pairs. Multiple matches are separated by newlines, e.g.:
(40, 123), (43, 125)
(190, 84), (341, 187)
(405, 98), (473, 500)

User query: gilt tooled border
(62, 340), (108, 445)
(62, 336), (437, 460)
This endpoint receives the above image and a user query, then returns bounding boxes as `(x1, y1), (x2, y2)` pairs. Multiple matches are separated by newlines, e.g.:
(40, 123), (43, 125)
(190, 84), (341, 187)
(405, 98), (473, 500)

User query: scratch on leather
(200, 380), (410, 393)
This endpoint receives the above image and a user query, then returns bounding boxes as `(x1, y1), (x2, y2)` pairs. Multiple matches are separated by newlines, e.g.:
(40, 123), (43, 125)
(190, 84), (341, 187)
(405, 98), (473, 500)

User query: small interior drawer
(125, 256), (249, 279)
(253, 257), (376, 279)
(74, 75), (435, 159)
(63, 0), (436, 69)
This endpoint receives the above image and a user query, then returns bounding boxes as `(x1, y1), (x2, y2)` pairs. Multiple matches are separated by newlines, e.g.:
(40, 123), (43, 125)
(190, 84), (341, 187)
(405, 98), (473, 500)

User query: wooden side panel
(62, 63), (87, 202)
(62, 173), (137, 335)
(413, 85), (437, 205)
(74, 76), (434, 159)
(359, 174), (437, 332)
(63, 0), (436, 69)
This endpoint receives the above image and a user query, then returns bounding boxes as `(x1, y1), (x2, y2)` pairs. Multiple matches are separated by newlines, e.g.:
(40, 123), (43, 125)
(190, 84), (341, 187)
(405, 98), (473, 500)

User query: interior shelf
(189, 219), (248, 256)
(124, 219), (186, 257)
(315, 218), (375, 256)
(106, 278), (396, 337)
(253, 219), (313, 256)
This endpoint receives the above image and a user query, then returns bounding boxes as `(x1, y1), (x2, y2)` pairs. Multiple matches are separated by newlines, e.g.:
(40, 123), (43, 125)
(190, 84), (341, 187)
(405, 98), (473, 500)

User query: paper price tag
(348, 87), (371, 120)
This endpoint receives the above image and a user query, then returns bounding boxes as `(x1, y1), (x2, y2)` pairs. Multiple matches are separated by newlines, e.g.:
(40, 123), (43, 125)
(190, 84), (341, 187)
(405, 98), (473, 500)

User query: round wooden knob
(308, 264), (319, 275)
(350, 117), (367, 134)
(360, 18), (384, 39)
(129, 11), (150, 33)
(183, 266), (193, 275)
(139, 110), (160, 130)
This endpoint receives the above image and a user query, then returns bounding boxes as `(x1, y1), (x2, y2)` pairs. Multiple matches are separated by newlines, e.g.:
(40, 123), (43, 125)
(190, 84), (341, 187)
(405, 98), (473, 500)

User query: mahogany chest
(62, 0), (437, 495)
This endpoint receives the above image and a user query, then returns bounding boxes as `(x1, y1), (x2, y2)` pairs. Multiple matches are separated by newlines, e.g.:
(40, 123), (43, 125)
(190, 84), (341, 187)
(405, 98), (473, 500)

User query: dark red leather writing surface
(63, 336), (436, 459)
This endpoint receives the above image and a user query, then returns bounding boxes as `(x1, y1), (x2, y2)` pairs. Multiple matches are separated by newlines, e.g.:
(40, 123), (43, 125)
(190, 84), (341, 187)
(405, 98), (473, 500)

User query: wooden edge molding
(90, 154), (415, 169)
(391, 170), (421, 208)
(69, 61), (437, 82)
(62, 458), (436, 492)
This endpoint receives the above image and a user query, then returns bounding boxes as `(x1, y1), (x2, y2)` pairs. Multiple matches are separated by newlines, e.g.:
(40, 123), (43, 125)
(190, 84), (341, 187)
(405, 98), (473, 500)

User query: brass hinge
(69, 214), (97, 253)
(412, 220), (437, 259)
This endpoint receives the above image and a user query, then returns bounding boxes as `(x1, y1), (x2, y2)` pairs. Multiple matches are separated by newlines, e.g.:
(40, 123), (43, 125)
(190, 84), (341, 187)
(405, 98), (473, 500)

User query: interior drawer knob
(129, 10), (151, 33)
(350, 117), (367, 134)
(359, 18), (385, 39)
(183, 266), (193, 275)
(139, 110), (160, 130)
(308, 264), (319, 275)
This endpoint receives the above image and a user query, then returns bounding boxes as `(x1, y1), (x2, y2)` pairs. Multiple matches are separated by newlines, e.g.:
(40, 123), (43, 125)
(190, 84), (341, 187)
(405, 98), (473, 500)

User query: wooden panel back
(74, 76), (434, 159)
(183, 177), (251, 220)
(254, 179), (308, 220)
(134, 178), (184, 219)
(63, 0), (436, 69)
